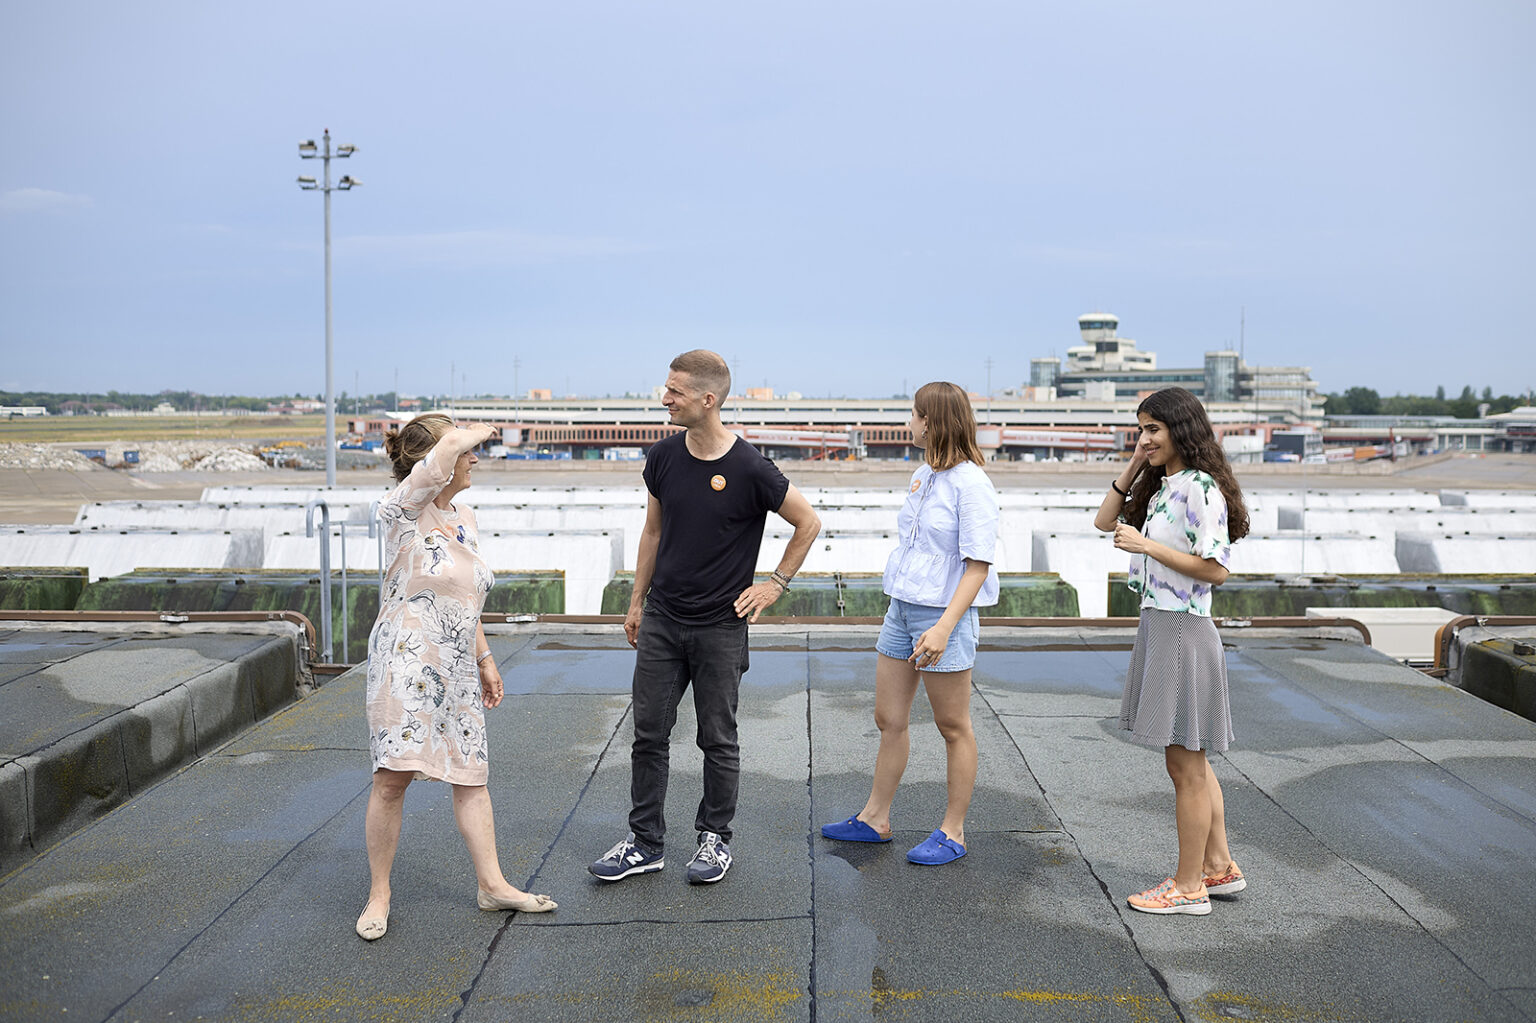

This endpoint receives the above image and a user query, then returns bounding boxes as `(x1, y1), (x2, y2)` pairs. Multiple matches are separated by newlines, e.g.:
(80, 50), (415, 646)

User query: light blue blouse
(882, 461), (999, 608)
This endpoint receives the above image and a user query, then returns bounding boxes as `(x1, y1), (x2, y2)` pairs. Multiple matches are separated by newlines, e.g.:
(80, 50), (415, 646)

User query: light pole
(297, 129), (360, 487)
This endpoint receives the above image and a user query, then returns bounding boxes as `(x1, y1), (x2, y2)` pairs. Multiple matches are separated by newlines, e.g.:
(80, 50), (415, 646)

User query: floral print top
(365, 447), (495, 784)
(1124, 468), (1230, 617)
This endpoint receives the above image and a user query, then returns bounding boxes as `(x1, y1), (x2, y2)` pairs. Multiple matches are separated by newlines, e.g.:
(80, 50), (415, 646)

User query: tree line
(0, 390), (400, 415)
(1323, 386), (1531, 418)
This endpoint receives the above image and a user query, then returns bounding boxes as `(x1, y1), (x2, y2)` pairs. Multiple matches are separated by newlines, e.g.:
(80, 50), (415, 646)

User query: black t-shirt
(642, 433), (791, 625)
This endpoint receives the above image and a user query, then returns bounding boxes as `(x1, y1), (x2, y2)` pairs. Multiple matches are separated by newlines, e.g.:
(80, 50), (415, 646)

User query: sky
(2, 1), (1532, 403)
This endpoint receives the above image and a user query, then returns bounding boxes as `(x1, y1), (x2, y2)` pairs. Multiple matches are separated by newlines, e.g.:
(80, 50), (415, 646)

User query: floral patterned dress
(365, 448), (495, 784)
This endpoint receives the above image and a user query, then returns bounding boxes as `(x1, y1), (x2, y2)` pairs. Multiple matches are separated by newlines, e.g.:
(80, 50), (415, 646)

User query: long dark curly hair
(1122, 387), (1250, 542)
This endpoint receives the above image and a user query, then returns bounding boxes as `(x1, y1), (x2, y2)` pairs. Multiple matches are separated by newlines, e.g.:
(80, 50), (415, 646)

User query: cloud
(338, 229), (653, 268)
(0, 188), (92, 213)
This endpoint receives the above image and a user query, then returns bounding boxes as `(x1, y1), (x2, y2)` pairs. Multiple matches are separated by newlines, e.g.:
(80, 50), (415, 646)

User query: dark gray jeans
(628, 609), (750, 854)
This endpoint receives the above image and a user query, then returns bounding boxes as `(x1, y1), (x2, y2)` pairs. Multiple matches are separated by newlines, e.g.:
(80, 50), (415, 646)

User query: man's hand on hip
(733, 580), (784, 623)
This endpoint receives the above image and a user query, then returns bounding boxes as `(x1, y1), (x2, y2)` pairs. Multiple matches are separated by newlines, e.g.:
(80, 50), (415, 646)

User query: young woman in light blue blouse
(1094, 387), (1251, 916)
(821, 382), (999, 866)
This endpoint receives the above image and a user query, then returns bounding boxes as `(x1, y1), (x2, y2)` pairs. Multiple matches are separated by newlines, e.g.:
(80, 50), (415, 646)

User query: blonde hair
(670, 349), (731, 403)
(913, 381), (985, 471)
(382, 413), (453, 482)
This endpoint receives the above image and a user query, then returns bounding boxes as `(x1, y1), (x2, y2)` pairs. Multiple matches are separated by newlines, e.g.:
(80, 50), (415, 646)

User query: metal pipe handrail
(304, 499), (333, 661)
(367, 499), (384, 591)
(1434, 615), (1536, 669)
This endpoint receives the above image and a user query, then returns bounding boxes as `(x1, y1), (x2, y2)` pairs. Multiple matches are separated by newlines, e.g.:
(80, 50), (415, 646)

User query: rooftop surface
(2, 620), (1533, 1022)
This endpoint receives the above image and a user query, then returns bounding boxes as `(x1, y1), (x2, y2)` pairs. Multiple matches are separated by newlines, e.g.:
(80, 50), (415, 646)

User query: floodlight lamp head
(336, 144), (356, 156)
(297, 175), (318, 189)
(338, 176), (360, 189)
(298, 140), (317, 157)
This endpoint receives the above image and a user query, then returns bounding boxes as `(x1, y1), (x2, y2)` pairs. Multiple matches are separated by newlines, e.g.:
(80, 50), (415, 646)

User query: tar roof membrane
(1, 620), (1532, 1021)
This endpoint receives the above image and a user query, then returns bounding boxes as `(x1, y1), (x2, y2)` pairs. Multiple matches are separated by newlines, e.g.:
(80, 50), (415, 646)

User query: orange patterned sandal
(1127, 877), (1211, 916)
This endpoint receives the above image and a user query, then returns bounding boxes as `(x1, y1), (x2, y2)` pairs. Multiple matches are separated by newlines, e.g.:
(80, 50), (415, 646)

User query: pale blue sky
(2, 1), (1531, 401)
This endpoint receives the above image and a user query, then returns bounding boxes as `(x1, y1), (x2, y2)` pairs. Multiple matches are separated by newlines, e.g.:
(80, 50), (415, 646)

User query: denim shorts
(875, 598), (980, 672)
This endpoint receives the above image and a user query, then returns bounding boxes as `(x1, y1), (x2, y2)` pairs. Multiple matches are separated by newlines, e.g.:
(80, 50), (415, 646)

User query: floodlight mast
(296, 129), (359, 486)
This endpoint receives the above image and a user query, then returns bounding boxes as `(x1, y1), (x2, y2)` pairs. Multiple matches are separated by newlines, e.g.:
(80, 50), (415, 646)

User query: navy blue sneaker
(686, 831), (732, 884)
(589, 833), (664, 882)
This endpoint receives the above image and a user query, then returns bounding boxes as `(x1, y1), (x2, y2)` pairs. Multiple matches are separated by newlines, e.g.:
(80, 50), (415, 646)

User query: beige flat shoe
(355, 914), (388, 940)
(477, 889), (557, 913)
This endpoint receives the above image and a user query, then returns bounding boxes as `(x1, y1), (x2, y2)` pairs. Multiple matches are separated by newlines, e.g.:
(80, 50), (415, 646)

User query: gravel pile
(0, 441), (276, 472)
(190, 448), (269, 471)
(0, 444), (99, 470)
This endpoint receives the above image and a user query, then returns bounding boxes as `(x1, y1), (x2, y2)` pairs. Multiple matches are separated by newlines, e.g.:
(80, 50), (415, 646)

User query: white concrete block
(1304, 605), (1460, 662)
(1031, 531), (1123, 618)
(1230, 534), (1399, 575)
(1395, 532), (1536, 574)
(0, 526), (264, 581)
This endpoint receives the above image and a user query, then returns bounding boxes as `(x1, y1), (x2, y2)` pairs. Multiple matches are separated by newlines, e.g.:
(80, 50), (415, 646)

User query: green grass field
(0, 414), (331, 444)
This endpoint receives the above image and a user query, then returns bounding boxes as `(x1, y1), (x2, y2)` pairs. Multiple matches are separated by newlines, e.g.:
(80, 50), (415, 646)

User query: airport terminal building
(350, 314), (1330, 462)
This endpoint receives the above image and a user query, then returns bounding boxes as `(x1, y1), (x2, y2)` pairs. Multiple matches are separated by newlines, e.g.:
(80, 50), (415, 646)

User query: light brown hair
(913, 381), (985, 471)
(669, 349), (731, 405)
(382, 412), (453, 482)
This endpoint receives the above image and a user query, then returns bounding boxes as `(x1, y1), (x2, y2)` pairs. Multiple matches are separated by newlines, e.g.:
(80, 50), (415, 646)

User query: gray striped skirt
(1120, 607), (1234, 752)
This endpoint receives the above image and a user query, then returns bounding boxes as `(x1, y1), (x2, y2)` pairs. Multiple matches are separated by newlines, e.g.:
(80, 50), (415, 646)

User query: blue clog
(820, 816), (892, 843)
(906, 828), (966, 865)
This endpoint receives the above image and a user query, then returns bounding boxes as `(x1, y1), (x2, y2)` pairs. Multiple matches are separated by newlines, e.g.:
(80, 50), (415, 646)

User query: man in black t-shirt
(590, 350), (821, 885)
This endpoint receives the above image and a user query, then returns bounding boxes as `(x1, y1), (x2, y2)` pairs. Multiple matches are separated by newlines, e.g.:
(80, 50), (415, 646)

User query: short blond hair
(670, 350), (731, 403)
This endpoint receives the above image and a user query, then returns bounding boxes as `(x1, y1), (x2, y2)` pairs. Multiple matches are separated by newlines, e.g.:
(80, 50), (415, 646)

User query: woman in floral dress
(355, 414), (555, 941)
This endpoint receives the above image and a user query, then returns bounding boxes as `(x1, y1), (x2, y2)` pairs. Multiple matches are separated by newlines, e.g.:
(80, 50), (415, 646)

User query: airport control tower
(1065, 313), (1156, 373)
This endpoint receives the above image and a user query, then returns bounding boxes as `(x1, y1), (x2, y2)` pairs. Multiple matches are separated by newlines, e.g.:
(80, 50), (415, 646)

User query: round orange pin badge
(910, 480), (921, 493)
(710, 475), (727, 491)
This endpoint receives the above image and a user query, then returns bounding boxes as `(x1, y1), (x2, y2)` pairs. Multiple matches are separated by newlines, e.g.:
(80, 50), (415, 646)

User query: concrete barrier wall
(759, 528), (1024, 577)
(1277, 507), (1536, 534)
(75, 501), (317, 532)
(1265, 489), (1443, 511)
(1037, 531), (1401, 618)
(0, 527), (265, 580)
(1228, 534), (1399, 575)
(1396, 533), (1536, 573)
(1440, 490), (1536, 509)
(1031, 532), (1125, 618)
(263, 529), (618, 614)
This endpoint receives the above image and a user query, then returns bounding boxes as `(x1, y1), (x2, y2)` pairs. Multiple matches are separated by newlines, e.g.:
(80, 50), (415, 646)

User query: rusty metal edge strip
(1434, 615), (1536, 670)
(483, 612), (1372, 643)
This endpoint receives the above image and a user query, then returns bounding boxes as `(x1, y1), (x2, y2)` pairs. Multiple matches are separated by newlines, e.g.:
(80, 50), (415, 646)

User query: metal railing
(304, 498), (381, 663)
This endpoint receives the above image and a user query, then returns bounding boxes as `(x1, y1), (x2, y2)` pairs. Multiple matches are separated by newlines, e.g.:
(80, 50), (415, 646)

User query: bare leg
(855, 653), (922, 835)
(361, 769), (413, 928)
(451, 784), (531, 900)
(923, 669), (977, 847)
(1201, 758), (1237, 876)
(1165, 746), (1213, 895)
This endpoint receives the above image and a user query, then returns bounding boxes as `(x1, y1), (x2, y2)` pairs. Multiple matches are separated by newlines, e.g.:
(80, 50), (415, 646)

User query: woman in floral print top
(355, 414), (555, 942)
(1123, 466), (1231, 617)
(1094, 387), (1251, 917)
